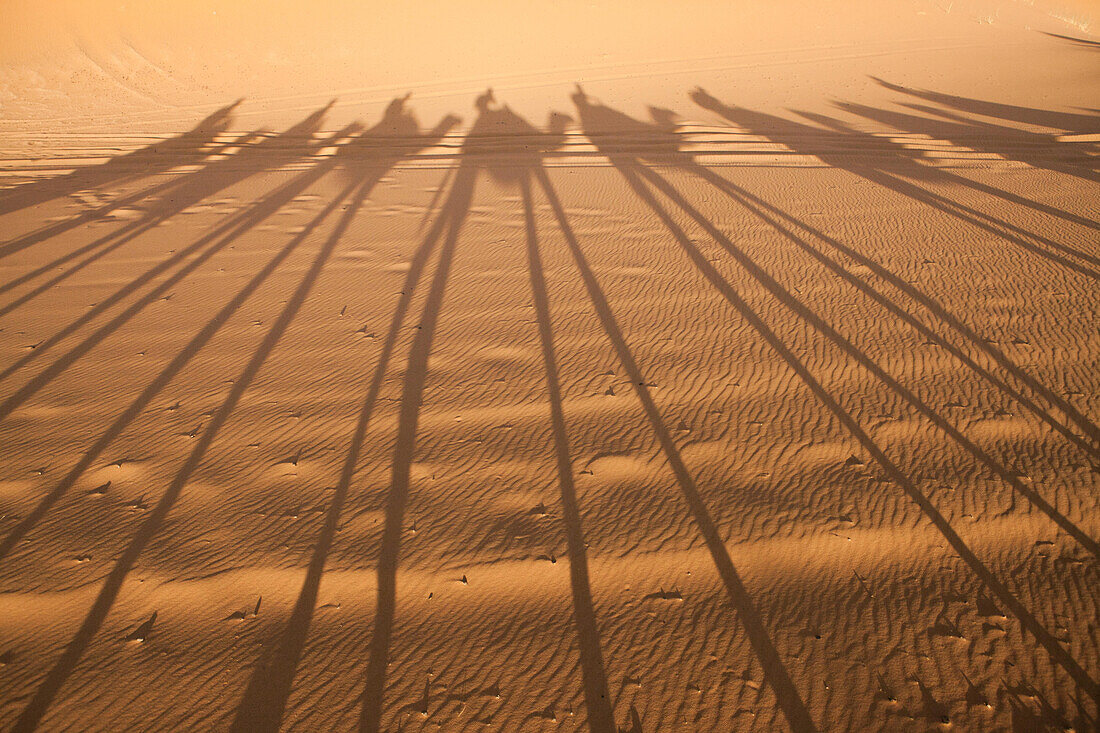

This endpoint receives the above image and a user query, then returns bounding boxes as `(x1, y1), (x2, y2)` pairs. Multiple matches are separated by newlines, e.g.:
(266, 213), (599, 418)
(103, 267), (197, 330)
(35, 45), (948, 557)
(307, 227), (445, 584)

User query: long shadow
(0, 123), (362, 424)
(571, 91), (1099, 706)
(0, 125), (364, 564)
(535, 163), (817, 732)
(9, 141), (370, 732)
(869, 77), (1100, 133)
(355, 91), (526, 733)
(0, 100), (240, 217)
(358, 169), (476, 733)
(545, 94), (818, 733)
(520, 170), (617, 732)
(837, 97), (1100, 186)
(228, 100), (461, 733)
(451, 98), (618, 731)
(689, 89), (1100, 448)
(418, 164), (456, 233)
(0, 103), (336, 317)
(1041, 31), (1100, 50)
(789, 108), (1099, 232)
(689, 90), (1100, 281)
(0, 131), (258, 263)
(577, 91), (1100, 553)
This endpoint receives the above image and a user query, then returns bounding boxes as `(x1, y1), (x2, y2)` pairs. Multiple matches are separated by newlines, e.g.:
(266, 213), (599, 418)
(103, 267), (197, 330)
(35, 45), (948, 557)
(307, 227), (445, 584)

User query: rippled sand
(1, 1), (1098, 730)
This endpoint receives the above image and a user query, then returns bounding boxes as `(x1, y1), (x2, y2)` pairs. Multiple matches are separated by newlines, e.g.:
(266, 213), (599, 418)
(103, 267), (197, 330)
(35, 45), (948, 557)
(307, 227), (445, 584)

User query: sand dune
(1, 2), (1098, 731)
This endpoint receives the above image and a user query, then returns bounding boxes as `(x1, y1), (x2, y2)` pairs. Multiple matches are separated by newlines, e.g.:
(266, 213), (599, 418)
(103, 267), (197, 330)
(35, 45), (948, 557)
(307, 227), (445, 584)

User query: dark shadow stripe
(536, 163), (818, 733)
(520, 171), (616, 733)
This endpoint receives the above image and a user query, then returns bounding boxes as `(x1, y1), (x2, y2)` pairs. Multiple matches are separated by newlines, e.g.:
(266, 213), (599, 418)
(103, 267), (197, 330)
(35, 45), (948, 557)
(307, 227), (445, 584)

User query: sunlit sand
(1, 0), (1098, 730)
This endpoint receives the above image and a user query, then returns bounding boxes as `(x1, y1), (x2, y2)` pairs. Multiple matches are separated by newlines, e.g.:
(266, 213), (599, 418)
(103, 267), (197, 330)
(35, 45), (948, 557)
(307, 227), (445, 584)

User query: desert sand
(0, 0), (1098, 730)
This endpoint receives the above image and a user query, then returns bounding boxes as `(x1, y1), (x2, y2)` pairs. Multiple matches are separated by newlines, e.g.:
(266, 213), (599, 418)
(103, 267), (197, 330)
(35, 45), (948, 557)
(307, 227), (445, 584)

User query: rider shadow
(338, 93), (460, 183)
(460, 89), (570, 180)
(355, 90), (595, 733)
(460, 93), (623, 733)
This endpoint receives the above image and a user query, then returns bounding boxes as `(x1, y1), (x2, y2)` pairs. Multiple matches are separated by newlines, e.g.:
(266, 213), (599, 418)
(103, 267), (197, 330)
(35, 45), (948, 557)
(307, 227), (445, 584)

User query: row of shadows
(0, 101), (243, 219)
(246, 90), (1098, 731)
(567, 86), (1099, 726)
(0, 84), (1097, 731)
(231, 92), (613, 733)
(2, 96), (460, 732)
(689, 86), (1100, 283)
(0, 103), (333, 316)
(3, 80), (1095, 325)
(4, 77), (1096, 267)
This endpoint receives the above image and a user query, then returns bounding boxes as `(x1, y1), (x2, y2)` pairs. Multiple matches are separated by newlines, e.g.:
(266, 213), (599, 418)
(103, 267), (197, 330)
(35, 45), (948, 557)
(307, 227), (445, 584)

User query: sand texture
(1, 1), (1098, 730)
